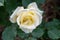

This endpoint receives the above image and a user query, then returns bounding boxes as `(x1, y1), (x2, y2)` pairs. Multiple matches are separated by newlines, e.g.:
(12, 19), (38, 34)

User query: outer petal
(27, 9), (42, 27)
(28, 2), (43, 15)
(28, 2), (38, 9)
(20, 26), (34, 33)
(17, 9), (42, 33)
(34, 13), (42, 27)
(9, 7), (24, 23)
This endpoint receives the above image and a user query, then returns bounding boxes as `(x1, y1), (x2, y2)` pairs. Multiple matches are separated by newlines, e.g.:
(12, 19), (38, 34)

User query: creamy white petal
(28, 2), (44, 15)
(17, 15), (36, 29)
(28, 9), (42, 27)
(17, 9), (42, 29)
(34, 13), (42, 27)
(16, 8), (43, 33)
(19, 26), (34, 33)
(9, 7), (24, 23)
(28, 2), (38, 9)
(17, 15), (35, 33)
(16, 9), (29, 27)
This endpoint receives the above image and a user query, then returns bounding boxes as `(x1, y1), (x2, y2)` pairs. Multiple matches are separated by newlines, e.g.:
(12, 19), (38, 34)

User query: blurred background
(0, 0), (60, 40)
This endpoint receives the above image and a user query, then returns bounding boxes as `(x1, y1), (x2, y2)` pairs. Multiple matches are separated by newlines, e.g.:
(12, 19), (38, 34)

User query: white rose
(9, 2), (43, 33)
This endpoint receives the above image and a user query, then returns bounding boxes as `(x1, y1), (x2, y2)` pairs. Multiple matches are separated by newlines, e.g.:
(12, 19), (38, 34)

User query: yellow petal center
(20, 11), (35, 25)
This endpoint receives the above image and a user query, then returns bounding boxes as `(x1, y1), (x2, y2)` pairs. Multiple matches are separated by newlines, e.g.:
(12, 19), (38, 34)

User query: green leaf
(17, 28), (29, 38)
(45, 19), (60, 30)
(32, 27), (44, 38)
(45, 19), (60, 39)
(22, 0), (32, 7)
(5, 0), (21, 14)
(48, 29), (60, 39)
(25, 37), (37, 40)
(0, 0), (4, 6)
(32, 0), (45, 5)
(2, 24), (17, 40)
(0, 7), (10, 25)
(51, 39), (58, 40)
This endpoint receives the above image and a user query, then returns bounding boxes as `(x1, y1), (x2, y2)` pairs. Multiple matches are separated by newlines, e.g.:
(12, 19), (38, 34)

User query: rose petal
(19, 26), (34, 33)
(17, 15), (36, 29)
(27, 9), (43, 27)
(17, 9), (42, 30)
(27, 2), (38, 9)
(34, 13), (42, 27)
(28, 2), (44, 15)
(9, 7), (24, 23)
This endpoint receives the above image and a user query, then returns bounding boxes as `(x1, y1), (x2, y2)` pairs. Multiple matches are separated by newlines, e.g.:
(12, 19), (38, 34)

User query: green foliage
(17, 28), (29, 38)
(0, 0), (60, 40)
(22, 0), (32, 7)
(22, 0), (45, 9)
(4, 0), (22, 14)
(25, 37), (37, 40)
(0, 0), (4, 6)
(2, 24), (17, 40)
(45, 19), (60, 39)
(0, 7), (10, 25)
(32, 0), (45, 5)
(45, 19), (60, 30)
(32, 27), (44, 38)
(48, 29), (60, 39)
